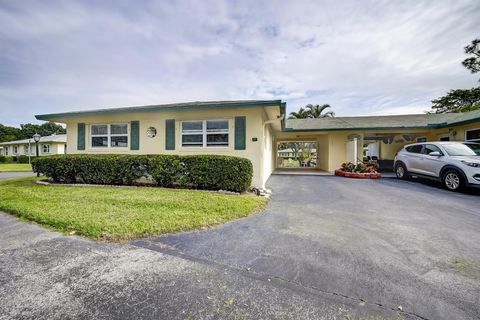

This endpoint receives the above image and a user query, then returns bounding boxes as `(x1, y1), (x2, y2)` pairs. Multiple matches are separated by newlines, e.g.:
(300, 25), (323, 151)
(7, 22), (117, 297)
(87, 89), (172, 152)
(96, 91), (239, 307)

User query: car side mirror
(428, 151), (442, 156)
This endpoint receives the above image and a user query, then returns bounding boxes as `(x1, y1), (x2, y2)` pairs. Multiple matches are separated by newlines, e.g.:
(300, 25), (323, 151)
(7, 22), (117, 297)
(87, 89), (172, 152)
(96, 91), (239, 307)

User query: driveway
(1, 175), (479, 319)
(135, 175), (480, 320)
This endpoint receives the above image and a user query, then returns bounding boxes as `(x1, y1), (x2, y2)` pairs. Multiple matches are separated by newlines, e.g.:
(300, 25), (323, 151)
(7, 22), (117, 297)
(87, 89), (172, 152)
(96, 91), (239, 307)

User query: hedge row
(32, 154), (253, 193)
(0, 155), (30, 163)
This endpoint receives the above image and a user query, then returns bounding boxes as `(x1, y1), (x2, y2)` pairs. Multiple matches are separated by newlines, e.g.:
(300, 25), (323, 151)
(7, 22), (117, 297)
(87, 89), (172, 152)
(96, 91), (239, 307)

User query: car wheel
(395, 163), (409, 179)
(443, 170), (464, 192)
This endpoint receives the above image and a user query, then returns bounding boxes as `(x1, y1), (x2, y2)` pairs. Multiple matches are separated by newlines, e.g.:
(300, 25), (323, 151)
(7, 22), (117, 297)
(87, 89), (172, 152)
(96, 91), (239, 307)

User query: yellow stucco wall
(1, 142), (65, 156)
(64, 107), (277, 187)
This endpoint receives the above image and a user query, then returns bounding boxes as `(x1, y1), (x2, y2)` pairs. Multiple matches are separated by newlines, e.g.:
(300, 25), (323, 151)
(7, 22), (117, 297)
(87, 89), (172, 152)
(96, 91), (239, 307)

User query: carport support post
(354, 137), (358, 164)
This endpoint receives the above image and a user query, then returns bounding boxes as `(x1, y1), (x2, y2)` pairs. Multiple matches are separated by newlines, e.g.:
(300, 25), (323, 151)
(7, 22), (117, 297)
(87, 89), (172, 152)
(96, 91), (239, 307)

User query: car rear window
(405, 145), (423, 153)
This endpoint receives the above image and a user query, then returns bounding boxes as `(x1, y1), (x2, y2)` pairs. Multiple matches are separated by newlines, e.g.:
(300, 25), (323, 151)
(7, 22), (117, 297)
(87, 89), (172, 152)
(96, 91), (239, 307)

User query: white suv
(394, 141), (480, 191)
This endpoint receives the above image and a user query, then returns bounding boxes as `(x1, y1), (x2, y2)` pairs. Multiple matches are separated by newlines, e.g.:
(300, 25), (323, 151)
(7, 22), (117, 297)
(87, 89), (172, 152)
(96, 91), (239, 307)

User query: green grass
(0, 163), (32, 172)
(0, 177), (267, 241)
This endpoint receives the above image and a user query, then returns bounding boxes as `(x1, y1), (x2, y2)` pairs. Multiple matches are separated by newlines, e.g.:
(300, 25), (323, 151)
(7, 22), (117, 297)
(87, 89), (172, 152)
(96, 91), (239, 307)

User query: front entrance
(276, 141), (317, 169)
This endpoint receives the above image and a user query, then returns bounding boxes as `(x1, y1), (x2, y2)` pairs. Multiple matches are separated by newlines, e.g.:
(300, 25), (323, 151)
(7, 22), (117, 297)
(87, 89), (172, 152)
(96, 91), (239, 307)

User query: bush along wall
(32, 154), (253, 193)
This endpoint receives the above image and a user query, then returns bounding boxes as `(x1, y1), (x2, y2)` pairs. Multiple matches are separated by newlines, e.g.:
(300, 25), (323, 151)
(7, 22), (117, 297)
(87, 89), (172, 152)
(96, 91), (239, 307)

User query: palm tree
(305, 104), (335, 118)
(288, 104), (335, 119)
(288, 107), (309, 119)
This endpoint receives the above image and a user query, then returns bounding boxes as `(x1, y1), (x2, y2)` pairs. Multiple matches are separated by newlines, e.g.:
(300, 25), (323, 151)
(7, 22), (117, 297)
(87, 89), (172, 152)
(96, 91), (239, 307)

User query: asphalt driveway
(135, 175), (480, 320)
(1, 175), (479, 319)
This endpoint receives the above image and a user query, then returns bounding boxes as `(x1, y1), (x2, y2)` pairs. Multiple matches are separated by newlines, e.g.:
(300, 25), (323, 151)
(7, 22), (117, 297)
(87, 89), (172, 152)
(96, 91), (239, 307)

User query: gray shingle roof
(285, 109), (480, 131)
(0, 134), (66, 145)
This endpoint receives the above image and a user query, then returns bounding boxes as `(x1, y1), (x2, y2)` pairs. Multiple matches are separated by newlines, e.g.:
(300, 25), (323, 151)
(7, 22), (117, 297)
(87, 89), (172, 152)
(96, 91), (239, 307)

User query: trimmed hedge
(17, 155), (30, 163)
(0, 156), (14, 163)
(32, 154), (253, 193)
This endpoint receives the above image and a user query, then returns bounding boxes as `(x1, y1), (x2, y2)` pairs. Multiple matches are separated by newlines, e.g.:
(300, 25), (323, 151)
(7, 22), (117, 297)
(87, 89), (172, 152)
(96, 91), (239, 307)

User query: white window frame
(91, 123), (129, 148)
(438, 133), (450, 141)
(465, 127), (480, 142)
(42, 144), (51, 154)
(181, 119), (229, 148)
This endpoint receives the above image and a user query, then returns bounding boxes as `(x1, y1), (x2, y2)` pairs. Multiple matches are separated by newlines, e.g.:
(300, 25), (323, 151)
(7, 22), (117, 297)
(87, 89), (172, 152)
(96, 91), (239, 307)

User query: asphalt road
(1, 175), (479, 319)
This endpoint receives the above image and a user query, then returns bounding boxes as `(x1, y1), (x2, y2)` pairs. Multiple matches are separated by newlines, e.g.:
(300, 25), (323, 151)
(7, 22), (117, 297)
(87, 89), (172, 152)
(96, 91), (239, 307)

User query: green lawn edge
(0, 177), (267, 241)
(0, 163), (33, 172)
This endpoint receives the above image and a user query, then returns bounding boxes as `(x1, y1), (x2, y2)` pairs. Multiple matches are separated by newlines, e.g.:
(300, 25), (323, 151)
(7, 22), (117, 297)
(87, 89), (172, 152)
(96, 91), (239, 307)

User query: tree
(430, 87), (480, 114)
(462, 38), (480, 81)
(288, 107), (310, 119)
(0, 122), (66, 142)
(305, 104), (335, 118)
(288, 103), (335, 119)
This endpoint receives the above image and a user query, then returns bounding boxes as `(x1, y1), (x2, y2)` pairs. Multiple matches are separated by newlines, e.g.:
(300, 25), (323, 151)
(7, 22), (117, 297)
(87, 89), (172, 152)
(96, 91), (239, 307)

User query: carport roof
(285, 109), (480, 131)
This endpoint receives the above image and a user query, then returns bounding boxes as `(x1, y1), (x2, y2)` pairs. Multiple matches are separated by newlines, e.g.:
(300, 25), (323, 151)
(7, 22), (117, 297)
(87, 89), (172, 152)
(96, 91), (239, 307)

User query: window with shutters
(181, 120), (229, 147)
(91, 123), (128, 148)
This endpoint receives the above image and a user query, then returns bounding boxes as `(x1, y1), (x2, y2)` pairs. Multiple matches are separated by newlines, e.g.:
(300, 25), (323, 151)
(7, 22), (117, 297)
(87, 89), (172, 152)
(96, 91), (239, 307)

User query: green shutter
(130, 120), (140, 150)
(165, 119), (175, 150)
(234, 116), (246, 150)
(77, 123), (85, 150)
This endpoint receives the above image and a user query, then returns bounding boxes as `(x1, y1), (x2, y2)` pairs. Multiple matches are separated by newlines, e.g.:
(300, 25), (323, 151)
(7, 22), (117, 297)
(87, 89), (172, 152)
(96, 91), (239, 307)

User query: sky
(0, 0), (479, 127)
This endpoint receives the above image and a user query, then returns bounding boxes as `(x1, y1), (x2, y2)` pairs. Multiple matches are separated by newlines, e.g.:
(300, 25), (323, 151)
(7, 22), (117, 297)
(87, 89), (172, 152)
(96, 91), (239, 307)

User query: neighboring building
(35, 100), (480, 187)
(0, 134), (67, 157)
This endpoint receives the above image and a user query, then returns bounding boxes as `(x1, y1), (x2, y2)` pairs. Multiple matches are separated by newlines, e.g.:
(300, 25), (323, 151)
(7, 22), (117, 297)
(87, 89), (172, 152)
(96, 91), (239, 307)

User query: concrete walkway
(0, 171), (36, 180)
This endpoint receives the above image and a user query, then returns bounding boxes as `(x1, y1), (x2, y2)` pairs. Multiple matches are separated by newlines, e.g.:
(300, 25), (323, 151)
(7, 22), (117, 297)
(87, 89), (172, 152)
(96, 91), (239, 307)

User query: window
(42, 144), (51, 153)
(181, 120), (229, 147)
(424, 144), (443, 155)
(24, 145), (29, 154)
(405, 145), (423, 153)
(436, 133), (450, 141)
(4, 146), (8, 155)
(416, 137), (427, 143)
(443, 143), (480, 156)
(13, 146), (18, 154)
(465, 128), (480, 142)
(91, 124), (128, 148)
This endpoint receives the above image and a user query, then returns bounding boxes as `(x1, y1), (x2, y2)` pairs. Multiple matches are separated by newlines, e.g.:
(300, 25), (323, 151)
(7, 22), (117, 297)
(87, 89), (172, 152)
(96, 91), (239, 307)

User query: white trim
(90, 123), (129, 148)
(438, 133), (450, 141)
(465, 127), (480, 142)
(42, 144), (51, 154)
(180, 119), (229, 148)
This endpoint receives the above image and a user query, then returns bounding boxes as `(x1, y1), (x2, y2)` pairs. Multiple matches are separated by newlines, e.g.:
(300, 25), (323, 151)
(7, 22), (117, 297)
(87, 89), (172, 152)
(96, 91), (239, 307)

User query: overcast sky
(0, 0), (479, 126)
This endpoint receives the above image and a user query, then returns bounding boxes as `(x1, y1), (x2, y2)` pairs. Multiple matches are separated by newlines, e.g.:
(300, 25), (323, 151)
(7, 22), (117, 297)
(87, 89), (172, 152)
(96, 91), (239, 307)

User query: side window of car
(424, 144), (442, 155)
(405, 145), (423, 153)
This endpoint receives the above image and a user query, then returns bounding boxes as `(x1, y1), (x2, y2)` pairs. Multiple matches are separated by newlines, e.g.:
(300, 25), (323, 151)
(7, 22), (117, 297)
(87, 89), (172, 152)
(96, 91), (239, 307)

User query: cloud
(0, 0), (479, 126)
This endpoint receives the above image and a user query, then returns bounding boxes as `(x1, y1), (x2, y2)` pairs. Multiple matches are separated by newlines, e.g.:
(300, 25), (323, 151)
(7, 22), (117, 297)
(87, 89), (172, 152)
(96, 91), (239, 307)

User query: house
(0, 134), (67, 157)
(35, 100), (480, 187)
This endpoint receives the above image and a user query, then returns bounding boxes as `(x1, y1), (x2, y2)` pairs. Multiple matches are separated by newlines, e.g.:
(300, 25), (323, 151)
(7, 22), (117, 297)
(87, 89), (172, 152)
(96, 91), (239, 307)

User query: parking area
(1, 175), (479, 319)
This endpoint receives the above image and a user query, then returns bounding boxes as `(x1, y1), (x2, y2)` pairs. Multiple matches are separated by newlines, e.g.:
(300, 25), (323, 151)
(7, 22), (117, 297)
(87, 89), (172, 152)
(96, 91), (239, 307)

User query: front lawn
(0, 177), (267, 241)
(0, 163), (32, 172)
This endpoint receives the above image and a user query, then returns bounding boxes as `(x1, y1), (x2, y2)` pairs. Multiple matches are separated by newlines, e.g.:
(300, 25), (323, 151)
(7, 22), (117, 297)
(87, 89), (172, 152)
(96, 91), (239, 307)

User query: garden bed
(334, 170), (382, 179)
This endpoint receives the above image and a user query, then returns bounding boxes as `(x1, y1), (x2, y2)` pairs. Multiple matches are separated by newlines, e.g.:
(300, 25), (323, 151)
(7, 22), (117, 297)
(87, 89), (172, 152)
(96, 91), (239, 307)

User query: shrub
(33, 154), (253, 192)
(339, 162), (378, 173)
(17, 155), (30, 163)
(2, 156), (14, 163)
(0, 155), (5, 163)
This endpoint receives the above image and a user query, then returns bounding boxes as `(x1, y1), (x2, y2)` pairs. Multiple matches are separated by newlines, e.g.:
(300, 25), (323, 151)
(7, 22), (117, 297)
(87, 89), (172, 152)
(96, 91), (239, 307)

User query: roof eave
(35, 100), (284, 122)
